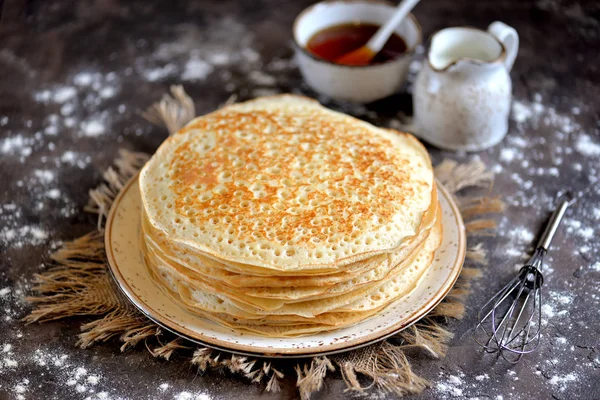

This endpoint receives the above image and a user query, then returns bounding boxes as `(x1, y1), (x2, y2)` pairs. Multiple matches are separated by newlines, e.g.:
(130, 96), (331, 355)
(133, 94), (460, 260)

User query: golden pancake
(140, 95), (434, 271)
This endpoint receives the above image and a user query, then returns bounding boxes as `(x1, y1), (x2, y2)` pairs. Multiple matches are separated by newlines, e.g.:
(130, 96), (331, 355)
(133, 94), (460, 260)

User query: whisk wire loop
(474, 190), (590, 362)
(474, 248), (546, 363)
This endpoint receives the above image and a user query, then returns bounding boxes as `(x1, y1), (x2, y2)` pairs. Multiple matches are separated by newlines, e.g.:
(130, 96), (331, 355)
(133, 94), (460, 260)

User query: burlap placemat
(24, 87), (503, 399)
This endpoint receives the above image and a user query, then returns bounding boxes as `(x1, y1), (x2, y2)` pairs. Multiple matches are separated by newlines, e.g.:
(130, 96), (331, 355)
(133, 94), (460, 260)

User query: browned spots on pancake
(165, 109), (425, 248)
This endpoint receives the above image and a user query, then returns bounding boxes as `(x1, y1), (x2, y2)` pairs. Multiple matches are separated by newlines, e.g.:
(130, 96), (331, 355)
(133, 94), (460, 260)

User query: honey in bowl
(306, 23), (408, 65)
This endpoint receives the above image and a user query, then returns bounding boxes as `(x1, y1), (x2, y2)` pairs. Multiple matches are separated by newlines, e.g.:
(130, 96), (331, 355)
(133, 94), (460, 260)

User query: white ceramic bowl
(293, 0), (422, 103)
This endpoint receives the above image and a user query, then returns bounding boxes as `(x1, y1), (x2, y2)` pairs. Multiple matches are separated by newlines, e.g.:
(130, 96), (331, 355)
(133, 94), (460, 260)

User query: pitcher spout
(427, 27), (506, 72)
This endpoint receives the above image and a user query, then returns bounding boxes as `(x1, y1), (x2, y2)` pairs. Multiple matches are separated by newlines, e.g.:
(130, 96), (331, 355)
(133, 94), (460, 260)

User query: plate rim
(105, 175), (466, 358)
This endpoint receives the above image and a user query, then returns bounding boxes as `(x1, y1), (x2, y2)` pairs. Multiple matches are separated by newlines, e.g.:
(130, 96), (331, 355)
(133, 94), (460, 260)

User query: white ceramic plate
(105, 176), (465, 358)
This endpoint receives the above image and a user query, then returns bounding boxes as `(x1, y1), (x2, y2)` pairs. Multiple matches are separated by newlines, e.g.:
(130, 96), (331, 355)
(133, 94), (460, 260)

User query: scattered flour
(143, 64), (178, 81)
(548, 373), (578, 392)
(555, 337), (567, 344)
(507, 227), (534, 243)
(549, 292), (573, 305)
(511, 100), (533, 123)
(207, 52), (232, 66)
(575, 134), (600, 156)
(1, 135), (35, 160)
(0, 225), (49, 248)
(435, 372), (465, 398)
(52, 87), (77, 103)
(266, 57), (296, 72)
(563, 217), (596, 239)
(61, 103), (75, 116)
(60, 151), (91, 168)
(33, 169), (55, 183)
(73, 72), (94, 86)
(499, 94), (598, 270)
(542, 304), (556, 319)
(174, 392), (212, 400)
(46, 189), (61, 199)
(248, 70), (277, 86)
(32, 71), (120, 143)
(540, 291), (574, 326)
(499, 148), (516, 162)
(251, 88), (281, 98)
(99, 87), (116, 99)
(80, 119), (106, 137)
(13, 378), (29, 400)
(138, 17), (265, 88)
(4, 347), (108, 398)
(181, 57), (214, 81)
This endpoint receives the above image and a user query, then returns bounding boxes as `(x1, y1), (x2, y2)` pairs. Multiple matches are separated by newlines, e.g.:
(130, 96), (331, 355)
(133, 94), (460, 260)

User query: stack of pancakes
(139, 95), (441, 337)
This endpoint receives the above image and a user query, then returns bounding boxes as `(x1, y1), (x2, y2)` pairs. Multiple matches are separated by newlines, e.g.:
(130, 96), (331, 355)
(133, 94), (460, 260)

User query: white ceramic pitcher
(413, 22), (519, 151)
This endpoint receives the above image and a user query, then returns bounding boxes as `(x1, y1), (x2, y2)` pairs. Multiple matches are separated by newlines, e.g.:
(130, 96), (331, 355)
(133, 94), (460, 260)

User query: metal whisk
(474, 193), (575, 363)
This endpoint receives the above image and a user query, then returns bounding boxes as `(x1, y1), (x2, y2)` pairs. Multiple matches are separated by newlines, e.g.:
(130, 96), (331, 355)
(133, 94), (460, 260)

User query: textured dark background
(0, 0), (599, 399)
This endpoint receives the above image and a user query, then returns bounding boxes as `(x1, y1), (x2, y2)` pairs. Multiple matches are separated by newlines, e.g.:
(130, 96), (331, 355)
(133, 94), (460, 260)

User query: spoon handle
(367, 0), (421, 52)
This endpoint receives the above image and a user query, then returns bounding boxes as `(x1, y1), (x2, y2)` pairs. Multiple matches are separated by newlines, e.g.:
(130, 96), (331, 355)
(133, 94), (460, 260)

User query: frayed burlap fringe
(24, 86), (503, 399)
(141, 85), (196, 135)
(85, 150), (149, 230)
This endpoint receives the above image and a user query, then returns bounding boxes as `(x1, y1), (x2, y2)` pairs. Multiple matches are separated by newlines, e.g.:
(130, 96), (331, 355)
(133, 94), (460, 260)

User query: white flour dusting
(80, 119), (106, 137)
(99, 87), (116, 99)
(1, 135), (35, 161)
(563, 217), (596, 239)
(60, 151), (91, 168)
(433, 370), (512, 399)
(511, 100), (533, 123)
(248, 70), (277, 86)
(3, 346), (111, 399)
(0, 225), (49, 248)
(46, 189), (61, 199)
(52, 87), (77, 103)
(73, 72), (94, 86)
(143, 64), (178, 81)
(61, 103), (75, 116)
(507, 227), (534, 243)
(267, 57), (296, 72)
(251, 88), (281, 98)
(32, 70), (120, 144)
(548, 373), (578, 392)
(499, 148), (517, 162)
(33, 169), (55, 183)
(13, 378), (29, 400)
(498, 95), (598, 263)
(181, 56), (214, 81)
(138, 17), (264, 89)
(575, 134), (600, 156)
(174, 392), (212, 400)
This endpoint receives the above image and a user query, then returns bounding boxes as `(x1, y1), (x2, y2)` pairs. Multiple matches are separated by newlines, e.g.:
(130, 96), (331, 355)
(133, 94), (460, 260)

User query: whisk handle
(537, 200), (570, 251)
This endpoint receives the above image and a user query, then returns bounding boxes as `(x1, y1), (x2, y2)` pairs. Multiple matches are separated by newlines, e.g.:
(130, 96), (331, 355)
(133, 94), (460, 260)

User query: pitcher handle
(488, 21), (519, 72)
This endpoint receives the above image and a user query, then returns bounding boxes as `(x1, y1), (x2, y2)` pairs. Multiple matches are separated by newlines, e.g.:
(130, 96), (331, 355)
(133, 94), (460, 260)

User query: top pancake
(139, 95), (434, 270)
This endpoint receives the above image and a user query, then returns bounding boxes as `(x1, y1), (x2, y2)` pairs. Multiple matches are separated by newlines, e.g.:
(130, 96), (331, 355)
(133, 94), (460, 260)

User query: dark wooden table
(1, 0), (599, 399)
